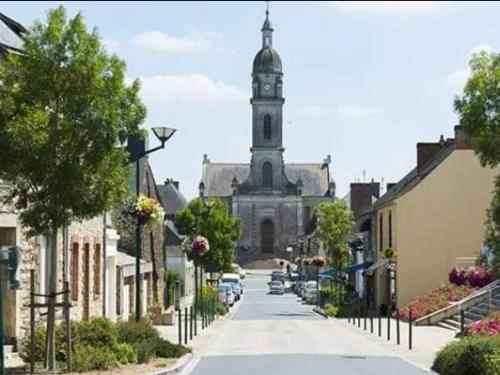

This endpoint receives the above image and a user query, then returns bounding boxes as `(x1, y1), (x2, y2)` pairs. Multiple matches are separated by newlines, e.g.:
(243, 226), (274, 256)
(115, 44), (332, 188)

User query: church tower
(249, 7), (288, 193)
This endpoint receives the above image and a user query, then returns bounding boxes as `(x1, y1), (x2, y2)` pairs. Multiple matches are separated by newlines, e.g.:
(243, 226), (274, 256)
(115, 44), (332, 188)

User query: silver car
(269, 280), (285, 295)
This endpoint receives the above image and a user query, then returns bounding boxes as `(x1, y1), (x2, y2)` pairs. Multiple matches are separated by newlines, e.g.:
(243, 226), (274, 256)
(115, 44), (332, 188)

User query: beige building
(367, 126), (499, 309)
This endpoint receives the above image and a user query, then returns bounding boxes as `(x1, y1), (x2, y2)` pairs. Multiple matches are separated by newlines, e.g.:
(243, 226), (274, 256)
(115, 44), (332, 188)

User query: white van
(221, 273), (244, 295)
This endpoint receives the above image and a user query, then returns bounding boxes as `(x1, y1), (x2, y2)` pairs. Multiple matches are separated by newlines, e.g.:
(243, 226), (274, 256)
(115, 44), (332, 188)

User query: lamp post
(129, 127), (176, 322)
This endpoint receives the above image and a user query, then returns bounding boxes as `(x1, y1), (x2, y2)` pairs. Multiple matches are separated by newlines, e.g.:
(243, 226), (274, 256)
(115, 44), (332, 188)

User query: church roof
(253, 47), (282, 73)
(202, 162), (328, 197)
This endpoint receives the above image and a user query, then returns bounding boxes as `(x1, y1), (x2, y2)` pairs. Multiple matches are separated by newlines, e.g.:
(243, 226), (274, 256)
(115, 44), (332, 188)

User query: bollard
(190, 306), (193, 340)
(178, 308), (182, 345)
(184, 307), (188, 344)
(357, 299), (361, 328)
(201, 297), (205, 330)
(396, 309), (400, 345)
(409, 309), (413, 350)
(363, 302), (367, 331)
(370, 310), (373, 334)
(378, 305), (382, 337)
(348, 299), (351, 324)
(387, 307), (391, 341)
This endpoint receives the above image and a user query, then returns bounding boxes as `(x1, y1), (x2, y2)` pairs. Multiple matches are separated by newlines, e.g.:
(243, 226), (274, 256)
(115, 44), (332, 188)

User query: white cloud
(338, 105), (381, 116)
(136, 74), (247, 104)
(329, 1), (446, 13)
(101, 39), (120, 53)
(131, 30), (223, 54)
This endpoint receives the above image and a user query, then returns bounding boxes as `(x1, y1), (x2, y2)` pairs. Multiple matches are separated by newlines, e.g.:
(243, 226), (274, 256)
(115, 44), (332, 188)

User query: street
(186, 273), (435, 375)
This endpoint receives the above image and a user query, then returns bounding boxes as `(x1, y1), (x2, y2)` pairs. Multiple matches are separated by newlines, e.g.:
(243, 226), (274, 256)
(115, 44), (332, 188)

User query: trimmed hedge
(432, 336), (500, 375)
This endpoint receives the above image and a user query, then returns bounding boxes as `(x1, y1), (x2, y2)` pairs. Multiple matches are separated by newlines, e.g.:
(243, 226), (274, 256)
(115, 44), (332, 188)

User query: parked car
(303, 281), (318, 302)
(218, 284), (234, 306)
(271, 270), (285, 282)
(284, 281), (293, 293)
(221, 273), (244, 295)
(232, 263), (246, 279)
(219, 282), (238, 303)
(268, 280), (285, 295)
(295, 280), (306, 295)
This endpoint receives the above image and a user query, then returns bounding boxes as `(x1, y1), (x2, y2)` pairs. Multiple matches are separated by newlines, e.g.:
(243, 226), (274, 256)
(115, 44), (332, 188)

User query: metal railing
(415, 279), (500, 326)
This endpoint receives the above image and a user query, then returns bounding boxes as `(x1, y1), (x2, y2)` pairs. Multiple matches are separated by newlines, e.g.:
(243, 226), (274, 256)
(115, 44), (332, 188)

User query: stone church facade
(200, 10), (335, 265)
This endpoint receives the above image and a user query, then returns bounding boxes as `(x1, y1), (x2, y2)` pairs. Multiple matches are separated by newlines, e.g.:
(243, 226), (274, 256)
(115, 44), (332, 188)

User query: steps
(4, 345), (25, 369)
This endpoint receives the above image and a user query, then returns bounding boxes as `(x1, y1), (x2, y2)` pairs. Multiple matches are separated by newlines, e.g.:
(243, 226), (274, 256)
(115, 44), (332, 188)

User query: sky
(2, 1), (499, 199)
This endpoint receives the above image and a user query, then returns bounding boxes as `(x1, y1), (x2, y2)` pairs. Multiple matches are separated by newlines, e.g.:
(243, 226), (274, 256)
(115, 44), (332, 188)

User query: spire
(262, 1), (273, 48)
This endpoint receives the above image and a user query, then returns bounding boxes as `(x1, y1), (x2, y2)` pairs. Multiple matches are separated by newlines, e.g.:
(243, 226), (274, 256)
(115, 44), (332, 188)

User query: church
(199, 9), (335, 265)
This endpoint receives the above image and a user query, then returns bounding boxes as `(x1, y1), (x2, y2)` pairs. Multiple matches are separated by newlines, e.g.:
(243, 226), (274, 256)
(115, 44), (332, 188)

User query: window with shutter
(71, 242), (79, 301)
(94, 243), (101, 298)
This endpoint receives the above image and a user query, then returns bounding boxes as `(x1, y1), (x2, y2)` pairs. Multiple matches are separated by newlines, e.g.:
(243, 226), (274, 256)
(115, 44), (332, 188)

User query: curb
(313, 307), (329, 319)
(147, 353), (194, 375)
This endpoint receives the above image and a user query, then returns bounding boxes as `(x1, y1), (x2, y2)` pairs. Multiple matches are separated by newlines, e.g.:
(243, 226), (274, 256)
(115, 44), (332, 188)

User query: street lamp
(129, 126), (176, 322)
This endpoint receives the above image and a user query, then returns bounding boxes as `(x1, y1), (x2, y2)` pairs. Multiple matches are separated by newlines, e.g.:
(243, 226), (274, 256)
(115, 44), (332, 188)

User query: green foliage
(0, 6), (146, 235)
(132, 340), (157, 364)
(174, 197), (242, 272)
(117, 318), (160, 345)
(324, 304), (339, 317)
(114, 343), (137, 364)
(485, 176), (500, 279)
(155, 339), (191, 358)
(432, 336), (500, 375)
(75, 317), (119, 348)
(216, 302), (228, 316)
(315, 201), (354, 272)
(72, 345), (119, 372)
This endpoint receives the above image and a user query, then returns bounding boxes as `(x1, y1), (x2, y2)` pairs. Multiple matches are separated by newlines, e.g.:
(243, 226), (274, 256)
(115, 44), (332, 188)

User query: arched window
(263, 161), (273, 188)
(263, 115), (272, 140)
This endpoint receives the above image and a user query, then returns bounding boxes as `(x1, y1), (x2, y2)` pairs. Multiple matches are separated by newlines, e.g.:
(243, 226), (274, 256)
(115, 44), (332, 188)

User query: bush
(132, 339), (157, 364)
(72, 344), (119, 372)
(324, 304), (339, 317)
(155, 338), (191, 358)
(216, 302), (228, 316)
(114, 342), (137, 364)
(117, 318), (160, 345)
(432, 336), (500, 375)
(465, 311), (500, 337)
(76, 317), (119, 348)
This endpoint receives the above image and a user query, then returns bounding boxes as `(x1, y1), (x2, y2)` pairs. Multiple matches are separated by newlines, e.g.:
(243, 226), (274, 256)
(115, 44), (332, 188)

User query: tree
(174, 198), (241, 272)
(315, 201), (354, 274)
(454, 50), (500, 277)
(0, 7), (146, 369)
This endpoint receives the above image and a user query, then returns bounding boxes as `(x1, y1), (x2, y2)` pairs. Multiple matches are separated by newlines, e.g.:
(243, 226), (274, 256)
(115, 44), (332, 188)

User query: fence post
(409, 309), (413, 351)
(460, 310), (465, 336)
(357, 299), (361, 328)
(64, 281), (72, 372)
(184, 307), (188, 344)
(363, 301), (367, 331)
(370, 309), (373, 334)
(396, 308), (400, 345)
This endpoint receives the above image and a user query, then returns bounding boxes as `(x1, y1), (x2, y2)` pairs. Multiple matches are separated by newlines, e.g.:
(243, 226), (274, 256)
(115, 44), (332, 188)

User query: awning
(344, 262), (373, 273)
(319, 269), (335, 279)
(365, 259), (389, 276)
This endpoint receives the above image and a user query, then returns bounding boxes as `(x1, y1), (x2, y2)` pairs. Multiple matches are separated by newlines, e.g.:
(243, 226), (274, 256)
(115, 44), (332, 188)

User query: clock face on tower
(263, 83), (271, 93)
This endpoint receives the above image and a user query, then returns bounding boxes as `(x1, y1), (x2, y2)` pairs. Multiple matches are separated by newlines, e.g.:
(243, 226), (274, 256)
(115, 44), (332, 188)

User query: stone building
(200, 10), (335, 265)
(0, 12), (24, 60)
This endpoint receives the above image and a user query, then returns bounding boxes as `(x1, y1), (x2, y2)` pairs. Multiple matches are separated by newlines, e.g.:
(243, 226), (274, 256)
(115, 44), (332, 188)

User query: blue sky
(2, 1), (499, 199)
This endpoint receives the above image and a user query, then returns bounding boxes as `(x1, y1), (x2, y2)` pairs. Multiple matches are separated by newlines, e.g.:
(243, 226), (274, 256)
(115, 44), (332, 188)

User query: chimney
(454, 125), (472, 150)
(164, 178), (179, 190)
(350, 182), (380, 220)
(386, 183), (397, 192)
(417, 142), (444, 171)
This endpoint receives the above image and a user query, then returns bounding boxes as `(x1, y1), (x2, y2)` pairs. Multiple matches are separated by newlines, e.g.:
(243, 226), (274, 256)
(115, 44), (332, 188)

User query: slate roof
(253, 47), (282, 73)
(202, 162), (328, 197)
(0, 12), (25, 54)
(164, 219), (184, 246)
(157, 181), (188, 216)
(373, 141), (456, 208)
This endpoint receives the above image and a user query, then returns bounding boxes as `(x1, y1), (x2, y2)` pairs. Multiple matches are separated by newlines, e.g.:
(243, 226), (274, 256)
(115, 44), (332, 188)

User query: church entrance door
(261, 219), (274, 253)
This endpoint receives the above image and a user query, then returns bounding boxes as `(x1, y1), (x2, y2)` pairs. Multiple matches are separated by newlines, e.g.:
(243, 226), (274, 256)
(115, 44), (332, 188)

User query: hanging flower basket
(383, 247), (396, 260)
(190, 235), (210, 257)
(302, 257), (311, 266)
(294, 257), (302, 265)
(125, 194), (165, 230)
(311, 255), (326, 268)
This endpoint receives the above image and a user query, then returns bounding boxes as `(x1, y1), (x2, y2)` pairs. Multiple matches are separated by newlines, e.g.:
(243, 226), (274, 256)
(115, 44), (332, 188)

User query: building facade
(368, 126), (500, 309)
(200, 10), (335, 266)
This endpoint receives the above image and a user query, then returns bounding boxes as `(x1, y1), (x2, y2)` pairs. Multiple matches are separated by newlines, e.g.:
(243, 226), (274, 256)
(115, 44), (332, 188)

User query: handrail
(415, 279), (499, 325)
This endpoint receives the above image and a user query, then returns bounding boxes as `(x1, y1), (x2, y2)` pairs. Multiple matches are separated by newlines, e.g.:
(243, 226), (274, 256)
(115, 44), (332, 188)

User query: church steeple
(262, 2), (273, 48)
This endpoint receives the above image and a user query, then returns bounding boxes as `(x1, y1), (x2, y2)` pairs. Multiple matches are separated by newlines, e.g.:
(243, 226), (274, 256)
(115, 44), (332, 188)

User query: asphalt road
(187, 273), (434, 375)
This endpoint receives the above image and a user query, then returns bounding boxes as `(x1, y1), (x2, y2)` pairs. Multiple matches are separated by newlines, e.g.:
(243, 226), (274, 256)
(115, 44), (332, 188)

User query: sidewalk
(334, 316), (456, 369)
